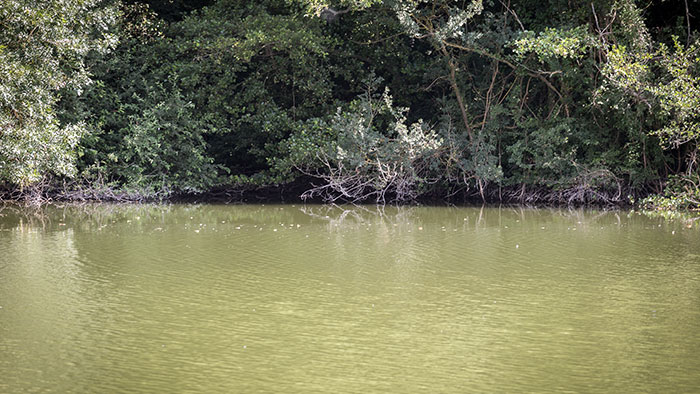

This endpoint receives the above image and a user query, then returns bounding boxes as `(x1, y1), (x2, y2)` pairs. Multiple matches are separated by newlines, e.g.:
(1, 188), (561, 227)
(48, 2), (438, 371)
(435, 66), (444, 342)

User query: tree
(0, 0), (117, 187)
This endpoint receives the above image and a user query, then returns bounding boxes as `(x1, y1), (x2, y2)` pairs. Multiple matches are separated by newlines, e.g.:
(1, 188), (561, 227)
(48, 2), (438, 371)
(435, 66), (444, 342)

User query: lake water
(1, 204), (699, 392)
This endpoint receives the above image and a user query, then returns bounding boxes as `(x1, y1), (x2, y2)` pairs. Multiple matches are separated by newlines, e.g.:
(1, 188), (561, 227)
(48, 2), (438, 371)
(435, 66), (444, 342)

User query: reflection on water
(1, 204), (699, 392)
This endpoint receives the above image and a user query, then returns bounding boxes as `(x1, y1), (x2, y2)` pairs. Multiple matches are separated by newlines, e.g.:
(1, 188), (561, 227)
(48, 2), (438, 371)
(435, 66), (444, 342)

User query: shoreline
(0, 179), (637, 209)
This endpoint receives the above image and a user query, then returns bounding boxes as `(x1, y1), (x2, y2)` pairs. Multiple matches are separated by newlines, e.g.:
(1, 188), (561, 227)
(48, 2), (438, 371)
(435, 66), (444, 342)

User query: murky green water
(1, 204), (699, 393)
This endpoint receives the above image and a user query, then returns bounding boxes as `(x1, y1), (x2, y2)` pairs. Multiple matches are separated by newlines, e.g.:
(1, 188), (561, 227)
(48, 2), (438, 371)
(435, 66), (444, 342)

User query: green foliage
(66, 11), (221, 192)
(282, 79), (443, 202)
(0, 0), (117, 186)
(3, 0), (699, 205)
(506, 119), (578, 186)
(70, 0), (341, 191)
(301, 0), (381, 15)
(641, 173), (700, 211)
(167, 0), (336, 175)
(596, 1), (700, 208)
(600, 3), (700, 151)
(82, 87), (221, 192)
(652, 38), (700, 148)
(603, 44), (652, 95)
(513, 26), (594, 62)
(395, 0), (484, 41)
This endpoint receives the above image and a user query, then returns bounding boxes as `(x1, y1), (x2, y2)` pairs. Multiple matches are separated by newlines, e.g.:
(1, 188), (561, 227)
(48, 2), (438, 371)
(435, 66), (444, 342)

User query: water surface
(1, 204), (699, 392)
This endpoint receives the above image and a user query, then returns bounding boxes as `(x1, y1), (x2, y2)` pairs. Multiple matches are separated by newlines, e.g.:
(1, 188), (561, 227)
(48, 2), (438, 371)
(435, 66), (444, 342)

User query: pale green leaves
(299, 0), (380, 16)
(382, 88), (442, 158)
(602, 44), (651, 95)
(395, 0), (483, 41)
(652, 38), (700, 147)
(512, 26), (594, 62)
(281, 78), (444, 202)
(435, 0), (483, 42)
(603, 37), (700, 148)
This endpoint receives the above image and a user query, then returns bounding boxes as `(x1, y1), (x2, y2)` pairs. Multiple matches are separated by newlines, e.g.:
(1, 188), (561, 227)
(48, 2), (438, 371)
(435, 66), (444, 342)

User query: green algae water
(1, 204), (699, 393)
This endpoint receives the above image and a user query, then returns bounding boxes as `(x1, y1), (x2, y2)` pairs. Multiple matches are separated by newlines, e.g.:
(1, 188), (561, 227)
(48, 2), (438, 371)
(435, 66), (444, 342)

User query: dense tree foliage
(0, 0), (117, 187)
(1, 0), (699, 207)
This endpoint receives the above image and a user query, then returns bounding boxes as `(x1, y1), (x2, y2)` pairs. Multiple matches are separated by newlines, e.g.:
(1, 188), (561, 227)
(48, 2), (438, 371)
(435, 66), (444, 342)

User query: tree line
(1, 0), (699, 208)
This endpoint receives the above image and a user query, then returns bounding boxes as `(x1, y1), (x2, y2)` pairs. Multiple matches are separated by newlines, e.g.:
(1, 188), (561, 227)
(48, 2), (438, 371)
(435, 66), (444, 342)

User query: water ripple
(1, 204), (699, 393)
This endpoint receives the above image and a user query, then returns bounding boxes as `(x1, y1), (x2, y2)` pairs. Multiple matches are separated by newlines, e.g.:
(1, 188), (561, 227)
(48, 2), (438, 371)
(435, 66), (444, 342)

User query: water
(1, 204), (699, 393)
